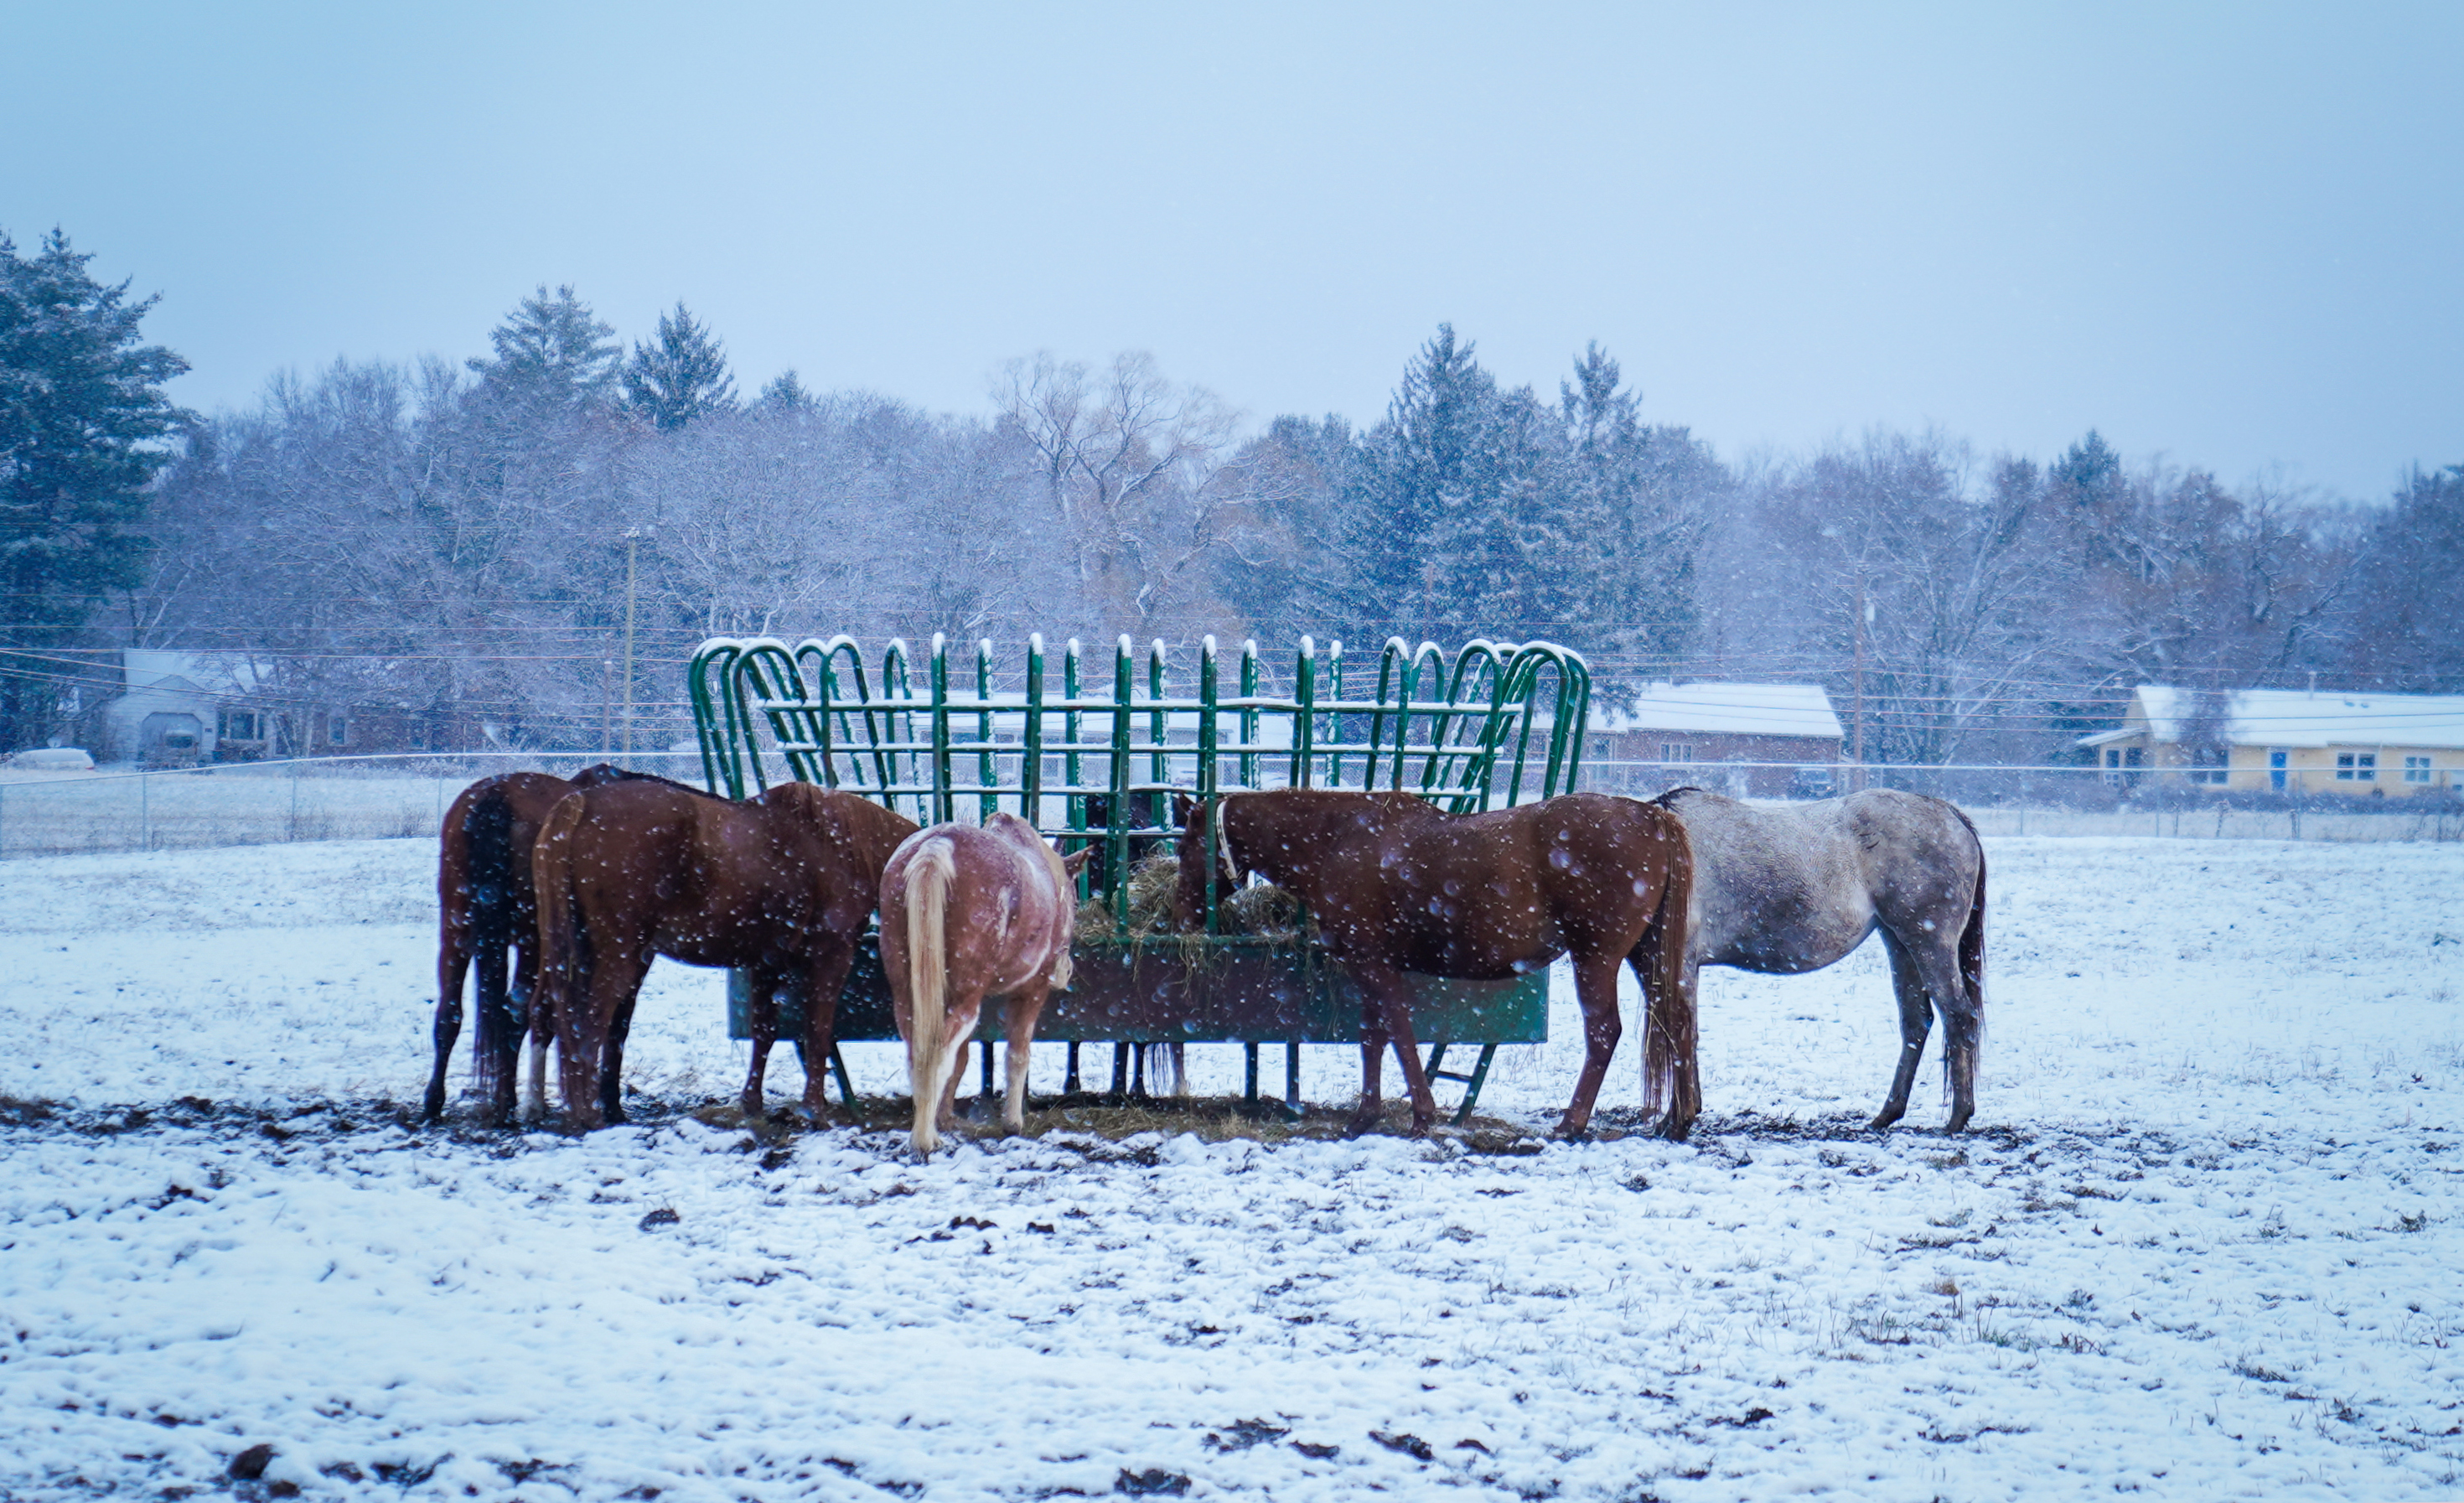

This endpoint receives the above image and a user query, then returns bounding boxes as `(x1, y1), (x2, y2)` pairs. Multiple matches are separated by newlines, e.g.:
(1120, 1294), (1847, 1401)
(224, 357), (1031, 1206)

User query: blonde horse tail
(1640, 806), (1699, 1136)
(905, 838), (955, 1157)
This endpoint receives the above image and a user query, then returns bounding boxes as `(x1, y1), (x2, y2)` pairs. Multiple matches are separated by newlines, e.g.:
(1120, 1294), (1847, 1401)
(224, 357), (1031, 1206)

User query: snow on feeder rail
(686, 631), (1591, 1119)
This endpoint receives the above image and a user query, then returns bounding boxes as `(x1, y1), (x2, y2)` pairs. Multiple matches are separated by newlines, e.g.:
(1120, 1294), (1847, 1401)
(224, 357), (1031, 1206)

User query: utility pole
(620, 529), (639, 759)
(1851, 562), (1868, 792)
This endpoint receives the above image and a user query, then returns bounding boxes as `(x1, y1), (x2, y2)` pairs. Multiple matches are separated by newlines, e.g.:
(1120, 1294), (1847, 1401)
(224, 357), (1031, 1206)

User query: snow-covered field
(2, 834), (2460, 1500)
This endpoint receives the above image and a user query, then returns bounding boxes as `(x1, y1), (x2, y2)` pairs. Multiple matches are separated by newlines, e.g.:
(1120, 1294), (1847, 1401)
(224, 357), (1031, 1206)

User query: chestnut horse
(1175, 790), (1697, 1139)
(881, 814), (1088, 1158)
(531, 778), (917, 1130)
(426, 763), (682, 1124)
(1654, 786), (1986, 1132)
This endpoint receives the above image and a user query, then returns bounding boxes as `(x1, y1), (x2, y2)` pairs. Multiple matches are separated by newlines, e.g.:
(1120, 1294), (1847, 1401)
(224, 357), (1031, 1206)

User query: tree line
(4, 229), (2458, 759)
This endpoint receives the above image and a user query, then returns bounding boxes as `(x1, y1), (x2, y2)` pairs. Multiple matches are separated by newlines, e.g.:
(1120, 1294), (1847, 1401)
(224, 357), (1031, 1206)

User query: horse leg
(484, 941), (530, 1126)
(795, 941), (857, 1124)
(1352, 991), (1387, 1134)
(1350, 963), (1436, 1136)
(1556, 951), (1626, 1140)
(554, 944), (612, 1132)
(601, 982), (643, 1126)
(742, 967), (780, 1121)
(1904, 934), (1981, 1132)
(425, 926), (472, 1123)
(522, 997), (553, 1125)
(934, 994), (986, 1138)
(1871, 928), (1932, 1132)
(1002, 982), (1053, 1134)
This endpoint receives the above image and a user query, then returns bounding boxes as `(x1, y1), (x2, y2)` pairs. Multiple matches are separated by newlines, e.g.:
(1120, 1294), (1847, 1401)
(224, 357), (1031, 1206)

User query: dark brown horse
(531, 778), (917, 1130)
(1175, 790), (1697, 1139)
(427, 764), (680, 1123)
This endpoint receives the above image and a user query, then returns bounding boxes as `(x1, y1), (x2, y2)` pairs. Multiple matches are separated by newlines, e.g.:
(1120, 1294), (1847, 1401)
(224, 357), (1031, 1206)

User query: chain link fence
(3, 751), (2459, 860)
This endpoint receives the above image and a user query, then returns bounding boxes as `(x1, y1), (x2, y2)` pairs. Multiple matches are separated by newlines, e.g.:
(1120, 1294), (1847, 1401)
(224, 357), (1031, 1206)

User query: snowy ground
(2, 835), (2461, 1500)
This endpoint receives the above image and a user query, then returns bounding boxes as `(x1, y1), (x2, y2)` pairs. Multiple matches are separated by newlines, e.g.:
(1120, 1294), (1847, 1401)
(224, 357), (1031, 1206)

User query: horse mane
(572, 764), (725, 800)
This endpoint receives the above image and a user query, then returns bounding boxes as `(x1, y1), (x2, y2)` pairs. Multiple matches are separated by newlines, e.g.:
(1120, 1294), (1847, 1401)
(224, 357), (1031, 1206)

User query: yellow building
(2078, 686), (2464, 797)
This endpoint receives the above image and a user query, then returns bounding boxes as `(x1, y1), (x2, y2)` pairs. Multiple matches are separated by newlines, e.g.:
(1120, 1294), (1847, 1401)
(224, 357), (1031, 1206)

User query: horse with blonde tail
(883, 813), (1090, 1158)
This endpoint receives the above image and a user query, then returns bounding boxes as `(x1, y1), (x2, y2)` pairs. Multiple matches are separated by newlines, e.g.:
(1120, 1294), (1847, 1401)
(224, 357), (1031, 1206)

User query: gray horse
(1654, 786), (1986, 1131)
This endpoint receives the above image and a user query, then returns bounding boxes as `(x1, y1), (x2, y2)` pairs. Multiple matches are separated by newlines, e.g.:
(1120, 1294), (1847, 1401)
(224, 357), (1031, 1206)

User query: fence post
(140, 770), (150, 852)
(289, 760), (301, 842)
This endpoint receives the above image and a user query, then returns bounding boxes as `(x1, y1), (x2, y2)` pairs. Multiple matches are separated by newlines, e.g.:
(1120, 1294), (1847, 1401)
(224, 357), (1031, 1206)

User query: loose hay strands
(1074, 853), (1306, 950)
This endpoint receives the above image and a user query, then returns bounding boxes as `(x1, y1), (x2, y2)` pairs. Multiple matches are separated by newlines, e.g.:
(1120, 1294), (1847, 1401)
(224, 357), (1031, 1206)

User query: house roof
(2084, 685), (2464, 751)
(1591, 683), (1845, 741)
(122, 650), (264, 697)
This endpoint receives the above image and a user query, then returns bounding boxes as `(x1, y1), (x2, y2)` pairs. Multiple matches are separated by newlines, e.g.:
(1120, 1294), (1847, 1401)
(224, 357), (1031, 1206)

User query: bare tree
(994, 350), (1263, 636)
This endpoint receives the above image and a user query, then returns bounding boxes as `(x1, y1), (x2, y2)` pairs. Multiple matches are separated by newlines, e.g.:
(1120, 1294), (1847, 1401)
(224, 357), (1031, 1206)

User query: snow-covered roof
(121, 650), (264, 697)
(1591, 683), (1844, 741)
(2084, 686), (2464, 751)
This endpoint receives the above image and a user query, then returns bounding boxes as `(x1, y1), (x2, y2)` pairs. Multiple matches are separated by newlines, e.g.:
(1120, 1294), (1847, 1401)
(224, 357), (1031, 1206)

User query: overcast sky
(7, 2), (2457, 501)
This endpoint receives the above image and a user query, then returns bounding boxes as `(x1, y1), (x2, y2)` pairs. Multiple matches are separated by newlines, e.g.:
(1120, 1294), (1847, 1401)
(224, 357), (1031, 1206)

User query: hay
(1070, 851), (1305, 942)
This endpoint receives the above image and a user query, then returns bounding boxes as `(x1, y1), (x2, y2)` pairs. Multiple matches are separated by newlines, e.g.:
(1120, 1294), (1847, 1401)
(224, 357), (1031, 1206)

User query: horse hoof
(1552, 1126), (1592, 1144)
(1656, 1116), (1695, 1143)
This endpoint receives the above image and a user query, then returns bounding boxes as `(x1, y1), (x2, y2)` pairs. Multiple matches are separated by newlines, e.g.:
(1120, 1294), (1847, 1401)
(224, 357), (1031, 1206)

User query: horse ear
(1062, 847), (1094, 878)
(1171, 790), (1198, 828)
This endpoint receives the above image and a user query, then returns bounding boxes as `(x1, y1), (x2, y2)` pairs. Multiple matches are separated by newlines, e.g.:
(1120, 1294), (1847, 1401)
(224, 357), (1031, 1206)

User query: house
(86, 650), (436, 765)
(1582, 682), (1845, 797)
(2077, 685), (2464, 798)
(93, 650), (263, 766)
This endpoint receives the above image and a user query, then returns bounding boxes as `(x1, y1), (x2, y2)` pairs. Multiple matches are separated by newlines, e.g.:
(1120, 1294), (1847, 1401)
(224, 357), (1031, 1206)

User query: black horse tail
(465, 781), (520, 1101)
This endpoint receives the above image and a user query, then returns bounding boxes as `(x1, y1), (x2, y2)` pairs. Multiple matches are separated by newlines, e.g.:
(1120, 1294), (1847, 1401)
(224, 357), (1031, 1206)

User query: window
(1659, 743), (1693, 763)
(2187, 745), (2228, 786)
(218, 710), (260, 741)
(2404, 755), (2431, 785)
(328, 716), (349, 748)
(2269, 749), (2288, 791)
(2335, 751), (2376, 781)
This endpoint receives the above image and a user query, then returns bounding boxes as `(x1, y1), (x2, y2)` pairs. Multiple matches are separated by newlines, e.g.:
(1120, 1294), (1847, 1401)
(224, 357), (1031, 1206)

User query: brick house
(1583, 683), (1845, 797)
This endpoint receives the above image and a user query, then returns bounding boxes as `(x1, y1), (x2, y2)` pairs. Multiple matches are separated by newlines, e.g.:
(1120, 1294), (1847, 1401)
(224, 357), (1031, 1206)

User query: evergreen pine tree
(0, 230), (189, 748)
(1336, 324), (1504, 641)
(466, 284), (621, 416)
(758, 369), (813, 414)
(622, 302), (737, 431)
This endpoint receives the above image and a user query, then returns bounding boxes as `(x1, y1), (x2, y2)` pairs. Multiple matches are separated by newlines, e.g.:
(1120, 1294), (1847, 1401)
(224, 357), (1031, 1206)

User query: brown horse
(880, 814), (1088, 1158)
(427, 763), (681, 1124)
(531, 778), (918, 1130)
(1175, 790), (1697, 1139)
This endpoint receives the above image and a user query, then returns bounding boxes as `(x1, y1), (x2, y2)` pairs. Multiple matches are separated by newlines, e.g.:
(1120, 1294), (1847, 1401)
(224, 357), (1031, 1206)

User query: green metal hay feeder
(688, 631), (1590, 1121)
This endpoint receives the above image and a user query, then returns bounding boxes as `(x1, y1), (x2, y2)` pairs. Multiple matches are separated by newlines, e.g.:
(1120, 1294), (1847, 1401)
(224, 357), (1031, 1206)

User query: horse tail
(904, 837), (956, 1157)
(465, 780), (520, 1103)
(532, 794), (588, 1117)
(1951, 803), (1988, 1084)
(1639, 804), (1699, 1132)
